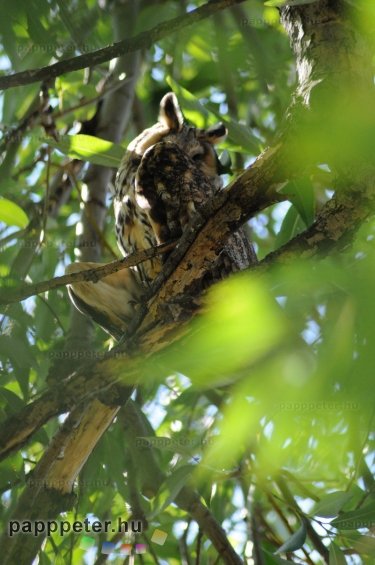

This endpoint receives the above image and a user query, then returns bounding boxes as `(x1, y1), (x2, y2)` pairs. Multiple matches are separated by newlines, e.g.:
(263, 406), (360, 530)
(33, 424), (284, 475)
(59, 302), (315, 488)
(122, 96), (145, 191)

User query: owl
(66, 93), (256, 339)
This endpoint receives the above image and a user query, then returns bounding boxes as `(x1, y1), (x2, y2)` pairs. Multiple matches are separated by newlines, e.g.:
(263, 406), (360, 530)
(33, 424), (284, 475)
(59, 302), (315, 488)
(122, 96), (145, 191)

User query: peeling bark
(1, 2), (374, 564)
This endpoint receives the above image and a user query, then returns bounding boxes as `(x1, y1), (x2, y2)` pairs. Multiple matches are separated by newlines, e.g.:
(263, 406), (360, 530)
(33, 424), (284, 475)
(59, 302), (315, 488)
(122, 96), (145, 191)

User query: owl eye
(190, 149), (204, 162)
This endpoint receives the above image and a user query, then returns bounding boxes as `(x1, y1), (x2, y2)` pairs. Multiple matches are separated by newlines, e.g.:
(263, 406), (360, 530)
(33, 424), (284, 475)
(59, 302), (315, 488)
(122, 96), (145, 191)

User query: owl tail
(65, 262), (141, 340)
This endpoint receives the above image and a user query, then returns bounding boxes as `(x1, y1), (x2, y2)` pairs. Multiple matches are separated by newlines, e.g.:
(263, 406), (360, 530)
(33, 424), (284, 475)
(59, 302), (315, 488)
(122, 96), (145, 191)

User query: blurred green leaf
(275, 521), (307, 554)
(262, 550), (299, 565)
(0, 451), (24, 487)
(138, 436), (195, 456)
(149, 464), (194, 519)
(331, 502), (375, 530)
(328, 542), (347, 565)
(0, 198), (29, 228)
(274, 204), (304, 249)
(340, 532), (375, 556)
(38, 551), (53, 565)
(312, 491), (353, 518)
(0, 335), (36, 371)
(280, 177), (315, 228)
(0, 387), (25, 412)
(46, 134), (124, 167)
(264, 0), (318, 6)
(153, 274), (287, 388)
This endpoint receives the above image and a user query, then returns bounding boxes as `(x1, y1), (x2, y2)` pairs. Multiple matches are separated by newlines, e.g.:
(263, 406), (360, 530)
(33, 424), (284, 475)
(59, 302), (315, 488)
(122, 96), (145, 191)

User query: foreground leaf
(328, 543), (347, 565)
(275, 521), (307, 554)
(331, 502), (375, 530)
(46, 134), (124, 167)
(312, 491), (353, 518)
(0, 198), (29, 228)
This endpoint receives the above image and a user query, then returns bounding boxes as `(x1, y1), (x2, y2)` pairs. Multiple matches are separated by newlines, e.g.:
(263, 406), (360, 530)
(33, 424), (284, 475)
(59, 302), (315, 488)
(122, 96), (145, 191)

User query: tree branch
(0, 0), (245, 91)
(258, 178), (375, 270)
(0, 241), (175, 305)
(120, 402), (243, 564)
(3, 137), (374, 460)
(2, 131), (375, 463)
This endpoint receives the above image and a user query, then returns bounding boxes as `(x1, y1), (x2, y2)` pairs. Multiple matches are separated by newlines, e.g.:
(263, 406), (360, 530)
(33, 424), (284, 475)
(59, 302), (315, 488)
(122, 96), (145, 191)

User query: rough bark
(1, 2), (374, 564)
(0, 2), (142, 562)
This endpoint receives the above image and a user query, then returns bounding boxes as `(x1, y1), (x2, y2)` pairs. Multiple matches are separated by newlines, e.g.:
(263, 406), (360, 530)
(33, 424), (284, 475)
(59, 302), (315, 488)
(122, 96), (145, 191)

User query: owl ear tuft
(205, 123), (227, 144)
(159, 92), (184, 132)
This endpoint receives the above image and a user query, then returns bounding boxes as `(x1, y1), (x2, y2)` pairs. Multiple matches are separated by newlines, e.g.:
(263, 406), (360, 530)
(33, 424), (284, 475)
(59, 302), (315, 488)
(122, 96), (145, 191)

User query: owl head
(127, 93), (229, 185)
(158, 92), (228, 182)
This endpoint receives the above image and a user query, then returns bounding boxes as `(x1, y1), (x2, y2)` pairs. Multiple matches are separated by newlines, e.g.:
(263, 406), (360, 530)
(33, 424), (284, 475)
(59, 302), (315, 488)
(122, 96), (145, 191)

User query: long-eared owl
(66, 93), (256, 339)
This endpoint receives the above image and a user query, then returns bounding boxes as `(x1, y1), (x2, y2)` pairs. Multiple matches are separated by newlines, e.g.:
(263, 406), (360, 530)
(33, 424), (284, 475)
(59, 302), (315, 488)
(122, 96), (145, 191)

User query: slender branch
(2, 137), (373, 460)
(0, 240), (176, 305)
(0, 141), (286, 309)
(257, 174), (375, 271)
(120, 402), (243, 565)
(0, 0), (245, 91)
(276, 477), (329, 563)
(1, 138), (374, 462)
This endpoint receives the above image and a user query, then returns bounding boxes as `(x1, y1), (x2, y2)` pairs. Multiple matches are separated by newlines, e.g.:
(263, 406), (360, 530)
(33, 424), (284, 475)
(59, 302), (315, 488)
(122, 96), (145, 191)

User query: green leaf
(26, 11), (51, 46)
(0, 198), (29, 228)
(149, 464), (194, 519)
(275, 521), (307, 554)
(206, 101), (260, 154)
(0, 451), (24, 487)
(0, 387), (25, 412)
(280, 177), (315, 228)
(38, 551), (53, 565)
(312, 491), (353, 518)
(331, 502), (375, 530)
(329, 543), (347, 565)
(0, 335), (37, 371)
(167, 76), (259, 153)
(138, 436), (194, 456)
(262, 549), (298, 564)
(153, 275), (286, 388)
(274, 204), (304, 249)
(166, 76), (209, 128)
(340, 532), (375, 555)
(264, 0), (318, 6)
(55, 0), (85, 50)
(103, 435), (128, 500)
(0, 178), (22, 198)
(45, 134), (124, 167)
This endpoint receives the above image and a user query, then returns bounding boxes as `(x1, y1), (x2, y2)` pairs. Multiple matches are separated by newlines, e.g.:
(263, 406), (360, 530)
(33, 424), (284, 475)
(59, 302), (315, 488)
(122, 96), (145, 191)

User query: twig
(0, 0), (245, 91)
(195, 528), (203, 564)
(0, 240), (176, 305)
(276, 477), (329, 563)
(42, 146), (51, 244)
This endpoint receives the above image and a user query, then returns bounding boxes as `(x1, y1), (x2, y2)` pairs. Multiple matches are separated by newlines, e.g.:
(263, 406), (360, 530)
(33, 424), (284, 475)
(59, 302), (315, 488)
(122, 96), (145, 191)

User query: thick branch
(258, 177), (375, 269)
(0, 0), (244, 91)
(3, 140), (375, 460)
(1, 0), (374, 485)
(1, 401), (121, 564)
(0, 6), (146, 562)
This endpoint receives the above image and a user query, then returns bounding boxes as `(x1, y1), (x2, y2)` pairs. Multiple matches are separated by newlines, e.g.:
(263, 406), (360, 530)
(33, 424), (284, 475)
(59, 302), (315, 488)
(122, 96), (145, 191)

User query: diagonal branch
(0, 241), (175, 305)
(0, 0), (245, 91)
(1, 0), (374, 485)
(2, 126), (374, 461)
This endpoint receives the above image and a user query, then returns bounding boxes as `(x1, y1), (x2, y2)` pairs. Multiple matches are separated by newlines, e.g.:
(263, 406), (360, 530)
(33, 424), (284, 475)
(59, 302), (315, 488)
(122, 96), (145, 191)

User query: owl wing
(66, 262), (141, 340)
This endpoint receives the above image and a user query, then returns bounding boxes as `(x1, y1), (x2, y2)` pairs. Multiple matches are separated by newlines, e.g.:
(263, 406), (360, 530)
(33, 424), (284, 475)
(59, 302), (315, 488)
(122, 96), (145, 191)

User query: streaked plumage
(66, 93), (256, 339)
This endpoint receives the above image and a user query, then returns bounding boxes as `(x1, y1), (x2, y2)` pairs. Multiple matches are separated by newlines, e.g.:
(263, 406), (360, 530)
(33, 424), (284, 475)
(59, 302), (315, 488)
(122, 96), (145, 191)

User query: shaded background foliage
(0, 0), (374, 564)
